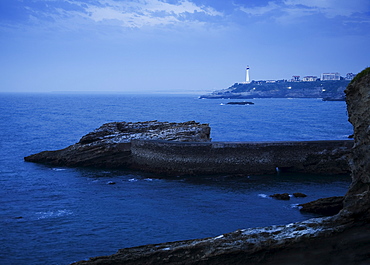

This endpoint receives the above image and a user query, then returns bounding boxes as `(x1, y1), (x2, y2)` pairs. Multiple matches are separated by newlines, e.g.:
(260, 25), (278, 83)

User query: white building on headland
(302, 76), (318, 82)
(321, 72), (341, 81)
(245, 66), (251, 83)
(238, 67), (355, 83)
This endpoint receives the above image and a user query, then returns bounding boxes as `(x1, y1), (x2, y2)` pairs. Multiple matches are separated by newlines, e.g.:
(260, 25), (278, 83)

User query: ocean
(0, 93), (353, 265)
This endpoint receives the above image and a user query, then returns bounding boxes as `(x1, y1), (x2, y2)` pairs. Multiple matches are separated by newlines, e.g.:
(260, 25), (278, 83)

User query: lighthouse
(245, 65), (250, 83)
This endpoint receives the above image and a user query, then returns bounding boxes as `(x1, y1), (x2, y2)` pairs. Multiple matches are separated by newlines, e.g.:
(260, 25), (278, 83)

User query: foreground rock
(71, 219), (370, 265)
(70, 68), (370, 264)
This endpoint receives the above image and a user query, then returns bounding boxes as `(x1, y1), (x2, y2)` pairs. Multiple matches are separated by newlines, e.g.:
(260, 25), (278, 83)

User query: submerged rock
(106, 181), (116, 185)
(293, 192), (307, 198)
(226, 101), (254, 105)
(269, 193), (290, 200)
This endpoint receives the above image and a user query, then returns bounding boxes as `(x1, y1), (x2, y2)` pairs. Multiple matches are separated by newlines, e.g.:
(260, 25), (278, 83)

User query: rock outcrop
(299, 196), (344, 216)
(24, 121), (211, 168)
(70, 68), (370, 265)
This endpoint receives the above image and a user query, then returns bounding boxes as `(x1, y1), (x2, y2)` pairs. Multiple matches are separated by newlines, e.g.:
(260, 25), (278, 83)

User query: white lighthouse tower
(245, 65), (250, 83)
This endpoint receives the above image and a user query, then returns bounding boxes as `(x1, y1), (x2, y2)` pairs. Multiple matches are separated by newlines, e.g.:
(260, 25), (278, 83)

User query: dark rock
(269, 193), (290, 200)
(226, 101), (254, 105)
(107, 181), (116, 185)
(293, 192), (307, 198)
(299, 196), (344, 216)
(78, 120), (211, 145)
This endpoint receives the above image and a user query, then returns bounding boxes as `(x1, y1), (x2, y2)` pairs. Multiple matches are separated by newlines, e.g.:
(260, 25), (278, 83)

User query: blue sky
(1, 0), (369, 94)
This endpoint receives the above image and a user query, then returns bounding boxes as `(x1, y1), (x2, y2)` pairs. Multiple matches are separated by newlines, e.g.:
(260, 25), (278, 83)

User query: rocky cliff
(70, 68), (370, 265)
(341, 67), (370, 220)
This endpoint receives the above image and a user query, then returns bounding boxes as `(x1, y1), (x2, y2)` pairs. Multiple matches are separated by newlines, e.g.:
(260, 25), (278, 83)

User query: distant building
(302, 76), (318, 82)
(245, 66), (250, 83)
(291, 76), (300, 82)
(345, 73), (356, 80)
(321, 72), (341, 81)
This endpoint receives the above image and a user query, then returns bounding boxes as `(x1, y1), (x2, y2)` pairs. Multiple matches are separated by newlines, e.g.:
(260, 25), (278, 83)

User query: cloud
(284, 0), (370, 17)
(18, 0), (223, 30)
(238, 2), (280, 16)
(239, 0), (370, 21)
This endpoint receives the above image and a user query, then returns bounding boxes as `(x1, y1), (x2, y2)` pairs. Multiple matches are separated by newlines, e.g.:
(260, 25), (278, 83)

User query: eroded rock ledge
(69, 68), (370, 265)
(24, 120), (211, 169)
(70, 217), (358, 265)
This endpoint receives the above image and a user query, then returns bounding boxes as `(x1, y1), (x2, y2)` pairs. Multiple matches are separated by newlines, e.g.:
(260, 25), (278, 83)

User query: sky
(0, 0), (369, 94)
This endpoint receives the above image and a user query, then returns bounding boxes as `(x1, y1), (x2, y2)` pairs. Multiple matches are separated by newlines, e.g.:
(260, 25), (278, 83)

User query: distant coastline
(200, 80), (349, 100)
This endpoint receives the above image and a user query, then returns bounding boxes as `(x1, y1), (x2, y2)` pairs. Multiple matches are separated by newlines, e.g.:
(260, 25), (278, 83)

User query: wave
(52, 168), (67, 171)
(35, 209), (73, 220)
(128, 178), (138, 182)
(258, 194), (270, 199)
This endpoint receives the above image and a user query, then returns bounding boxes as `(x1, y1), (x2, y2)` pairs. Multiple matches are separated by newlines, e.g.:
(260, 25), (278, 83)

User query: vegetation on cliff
(350, 67), (370, 85)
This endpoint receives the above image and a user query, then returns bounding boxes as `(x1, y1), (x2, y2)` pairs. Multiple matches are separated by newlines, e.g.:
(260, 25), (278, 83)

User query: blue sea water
(0, 93), (353, 265)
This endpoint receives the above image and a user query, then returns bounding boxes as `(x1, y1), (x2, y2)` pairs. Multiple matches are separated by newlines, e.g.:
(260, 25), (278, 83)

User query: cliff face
(342, 67), (370, 219)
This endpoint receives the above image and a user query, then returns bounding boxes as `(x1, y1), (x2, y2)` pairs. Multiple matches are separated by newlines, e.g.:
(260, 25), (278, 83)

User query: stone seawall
(130, 140), (353, 175)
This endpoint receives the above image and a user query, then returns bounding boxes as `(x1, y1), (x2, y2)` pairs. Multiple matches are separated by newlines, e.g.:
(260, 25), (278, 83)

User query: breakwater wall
(129, 139), (353, 175)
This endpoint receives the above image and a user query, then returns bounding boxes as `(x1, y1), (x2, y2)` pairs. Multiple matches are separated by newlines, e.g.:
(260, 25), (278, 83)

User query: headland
(200, 80), (349, 100)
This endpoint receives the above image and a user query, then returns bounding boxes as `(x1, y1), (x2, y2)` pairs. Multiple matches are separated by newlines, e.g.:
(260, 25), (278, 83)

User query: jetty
(24, 120), (352, 176)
